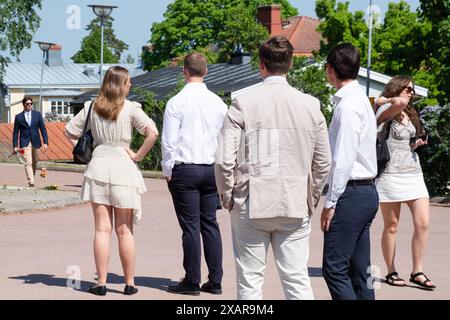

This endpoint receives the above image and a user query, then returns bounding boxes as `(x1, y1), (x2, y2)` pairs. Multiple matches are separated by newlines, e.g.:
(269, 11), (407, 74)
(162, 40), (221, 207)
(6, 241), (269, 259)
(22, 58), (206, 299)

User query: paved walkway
(0, 163), (449, 300)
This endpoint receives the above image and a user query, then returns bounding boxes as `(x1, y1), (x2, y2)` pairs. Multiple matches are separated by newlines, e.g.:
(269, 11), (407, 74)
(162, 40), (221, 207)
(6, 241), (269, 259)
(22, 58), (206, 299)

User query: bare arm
(126, 124), (159, 162)
(376, 96), (410, 125)
(64, 129), (79, 147)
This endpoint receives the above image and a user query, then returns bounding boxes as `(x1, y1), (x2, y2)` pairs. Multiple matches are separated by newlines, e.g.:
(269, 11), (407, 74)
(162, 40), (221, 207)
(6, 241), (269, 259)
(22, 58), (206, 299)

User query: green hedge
(418, 105), (450, 196)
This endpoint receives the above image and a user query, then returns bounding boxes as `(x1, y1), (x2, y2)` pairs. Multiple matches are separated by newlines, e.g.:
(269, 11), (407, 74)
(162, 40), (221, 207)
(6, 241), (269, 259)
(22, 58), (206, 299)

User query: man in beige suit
(215, 36), (331, 300)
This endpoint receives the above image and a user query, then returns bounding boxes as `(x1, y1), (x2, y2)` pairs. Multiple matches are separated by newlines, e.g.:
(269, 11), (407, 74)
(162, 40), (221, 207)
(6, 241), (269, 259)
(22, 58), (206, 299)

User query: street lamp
(35, 41), (55, 113)
(88, 4), (118, 85)
(366, 0), (374, 97)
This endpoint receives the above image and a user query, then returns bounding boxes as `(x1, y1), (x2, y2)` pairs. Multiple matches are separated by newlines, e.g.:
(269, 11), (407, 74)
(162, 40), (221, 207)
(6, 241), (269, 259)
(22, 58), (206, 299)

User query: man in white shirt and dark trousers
(321, 43), (379, 300)
(162, 52), (227, 296)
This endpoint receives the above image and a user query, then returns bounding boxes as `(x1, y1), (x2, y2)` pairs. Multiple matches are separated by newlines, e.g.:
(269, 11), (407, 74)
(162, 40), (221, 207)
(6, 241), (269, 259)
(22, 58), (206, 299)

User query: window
(50, 100), (73, 116)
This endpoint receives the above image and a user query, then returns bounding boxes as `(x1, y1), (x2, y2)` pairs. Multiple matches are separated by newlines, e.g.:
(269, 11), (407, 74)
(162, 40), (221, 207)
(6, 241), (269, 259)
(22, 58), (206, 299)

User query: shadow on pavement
(9, 273), (174, 294)
(107, 273), (175, 292)
(9, 274), (95, 293)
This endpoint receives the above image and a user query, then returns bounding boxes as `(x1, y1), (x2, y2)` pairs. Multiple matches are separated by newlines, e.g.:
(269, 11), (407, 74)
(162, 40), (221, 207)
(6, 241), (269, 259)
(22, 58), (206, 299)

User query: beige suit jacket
(215, 77), (331, 219)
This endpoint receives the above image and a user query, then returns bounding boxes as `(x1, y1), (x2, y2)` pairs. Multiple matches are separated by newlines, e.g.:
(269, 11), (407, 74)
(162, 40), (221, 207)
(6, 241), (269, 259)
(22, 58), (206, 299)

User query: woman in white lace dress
(375, 76), (435, 290)
(65, 66), (159, 296)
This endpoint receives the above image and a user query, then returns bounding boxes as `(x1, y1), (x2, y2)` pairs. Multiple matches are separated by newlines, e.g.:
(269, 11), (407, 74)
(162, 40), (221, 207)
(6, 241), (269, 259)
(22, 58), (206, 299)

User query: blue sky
(15, 0), (420, 64)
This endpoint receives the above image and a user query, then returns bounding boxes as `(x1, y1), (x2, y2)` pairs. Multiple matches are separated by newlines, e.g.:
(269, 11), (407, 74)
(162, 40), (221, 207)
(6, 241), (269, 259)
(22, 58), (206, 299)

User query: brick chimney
(46, 44), (63, 67)
(257, 5), (282, 36)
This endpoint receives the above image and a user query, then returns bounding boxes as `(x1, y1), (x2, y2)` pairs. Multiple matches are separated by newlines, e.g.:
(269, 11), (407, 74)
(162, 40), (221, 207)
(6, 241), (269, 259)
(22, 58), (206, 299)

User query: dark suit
(12, 110), (48, 186)
(13, 110), (48, 149)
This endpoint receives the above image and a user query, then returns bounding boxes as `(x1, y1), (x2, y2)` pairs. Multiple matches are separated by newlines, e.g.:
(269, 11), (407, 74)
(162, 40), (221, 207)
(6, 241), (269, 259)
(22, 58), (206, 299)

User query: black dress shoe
(200, 281), (222, 295)
(167, 279), (200, 296)
(88, 285), (107, 296)
(124, 285), (139, 295)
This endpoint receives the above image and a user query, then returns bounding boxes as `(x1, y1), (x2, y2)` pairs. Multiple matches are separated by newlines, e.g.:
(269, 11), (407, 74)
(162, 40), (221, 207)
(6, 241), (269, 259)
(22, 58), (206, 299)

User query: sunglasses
(404, 86), (415, 95)
(25, 102), (33, 106)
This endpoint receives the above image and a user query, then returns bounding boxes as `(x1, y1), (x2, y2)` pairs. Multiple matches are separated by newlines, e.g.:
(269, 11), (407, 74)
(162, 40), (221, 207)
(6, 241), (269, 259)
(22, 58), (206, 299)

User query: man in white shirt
(162, 52), (227, 296)
(321, 43), (379, 300)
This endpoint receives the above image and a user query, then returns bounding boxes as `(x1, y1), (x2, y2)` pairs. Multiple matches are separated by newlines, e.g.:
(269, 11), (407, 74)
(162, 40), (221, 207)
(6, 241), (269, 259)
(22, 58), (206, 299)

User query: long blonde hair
(94, 66), (129, 121)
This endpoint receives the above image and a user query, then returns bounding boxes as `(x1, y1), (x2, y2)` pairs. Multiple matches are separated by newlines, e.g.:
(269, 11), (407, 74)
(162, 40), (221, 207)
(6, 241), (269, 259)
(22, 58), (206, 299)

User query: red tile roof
(279, 16), (322, 56)
(0, 123), (73, 161)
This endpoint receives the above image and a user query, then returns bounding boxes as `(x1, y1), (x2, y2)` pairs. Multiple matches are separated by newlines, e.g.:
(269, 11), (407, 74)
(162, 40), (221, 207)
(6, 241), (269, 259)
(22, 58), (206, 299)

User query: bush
(45, 112), (72, 123)
(131, 79), (184, 171)
(419, 105), (450, 196)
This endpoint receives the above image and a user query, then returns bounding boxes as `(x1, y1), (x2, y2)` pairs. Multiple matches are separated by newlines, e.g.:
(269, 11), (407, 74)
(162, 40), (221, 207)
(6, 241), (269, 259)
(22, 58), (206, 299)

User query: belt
(347, 179), (374, 187)
(175, 161), (193, 165)
(174, 161), (213, 166)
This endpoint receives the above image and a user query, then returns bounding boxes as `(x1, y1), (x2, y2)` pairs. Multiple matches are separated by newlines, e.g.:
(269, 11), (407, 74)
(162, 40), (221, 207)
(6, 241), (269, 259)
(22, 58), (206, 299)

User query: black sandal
(410, 272), (436, 290)
(385, 272), (407, 287)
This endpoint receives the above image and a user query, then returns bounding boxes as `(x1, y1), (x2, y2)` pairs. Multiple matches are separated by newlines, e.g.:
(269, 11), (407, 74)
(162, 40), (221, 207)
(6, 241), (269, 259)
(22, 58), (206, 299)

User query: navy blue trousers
(322, 183), (379, 300)
(168, 164), (223, 285)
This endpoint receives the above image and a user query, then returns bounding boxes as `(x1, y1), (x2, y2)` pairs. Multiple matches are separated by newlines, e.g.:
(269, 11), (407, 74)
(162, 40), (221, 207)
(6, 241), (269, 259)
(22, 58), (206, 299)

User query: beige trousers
(23, 142), (39, 185)
(230, 200), (314, 300)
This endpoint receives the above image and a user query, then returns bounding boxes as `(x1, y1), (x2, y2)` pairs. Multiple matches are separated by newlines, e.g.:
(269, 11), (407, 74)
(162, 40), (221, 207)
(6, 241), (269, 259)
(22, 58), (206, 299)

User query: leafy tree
(288, 57), (335, 123)
(314, 0), (442, 105)
(124, 53), (135, 64)
(315, 0), (368, 62)
(216, 2), (269, 63)
(72, 16), (128, 63)
(371, 1), (420, 75)
(71, 28), (116, 63)
(142, 0), (298, 70)
(0, 0), (42, 80)
(418, 0), (450, 105)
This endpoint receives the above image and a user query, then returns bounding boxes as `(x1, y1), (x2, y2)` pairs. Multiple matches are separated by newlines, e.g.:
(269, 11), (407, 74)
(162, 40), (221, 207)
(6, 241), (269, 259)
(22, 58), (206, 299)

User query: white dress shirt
(161, 82), (228, 177)
(324, 80), (377, 209)
(25, 111), (32, 126)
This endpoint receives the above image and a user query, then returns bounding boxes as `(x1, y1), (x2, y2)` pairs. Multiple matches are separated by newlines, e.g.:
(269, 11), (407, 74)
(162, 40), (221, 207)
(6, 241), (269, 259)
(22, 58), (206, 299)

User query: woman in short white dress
(65, 66), (159, 296)
(375, 76), (435, 290)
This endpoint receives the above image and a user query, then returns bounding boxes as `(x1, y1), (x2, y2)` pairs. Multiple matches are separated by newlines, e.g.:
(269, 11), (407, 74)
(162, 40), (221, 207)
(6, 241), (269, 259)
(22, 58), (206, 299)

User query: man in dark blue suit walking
(12, 96), (49, 187)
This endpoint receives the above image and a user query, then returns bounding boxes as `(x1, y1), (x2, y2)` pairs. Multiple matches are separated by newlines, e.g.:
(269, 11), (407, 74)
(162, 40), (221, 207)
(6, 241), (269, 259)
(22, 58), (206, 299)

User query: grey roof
(3, 63), (145, 88)
(71, 61), (263, 105)
(130, 62), (263, 101)
(25, 89), (84, 98)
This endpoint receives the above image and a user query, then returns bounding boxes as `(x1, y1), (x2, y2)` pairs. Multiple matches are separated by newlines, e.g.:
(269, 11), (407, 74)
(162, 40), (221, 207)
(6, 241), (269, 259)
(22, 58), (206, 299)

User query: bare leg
(406, 198), (434, 286)
(115, 208), (135, 286)
(92, 202), (113, 286)
(380, 202), (405, 284)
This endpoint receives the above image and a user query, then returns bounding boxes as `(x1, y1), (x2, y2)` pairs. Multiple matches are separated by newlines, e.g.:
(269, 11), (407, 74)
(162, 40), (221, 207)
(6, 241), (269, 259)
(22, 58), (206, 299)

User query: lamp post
(88, 4), (118, 85)
(35, 41), (55, 113)
(366, 0), (374, 97)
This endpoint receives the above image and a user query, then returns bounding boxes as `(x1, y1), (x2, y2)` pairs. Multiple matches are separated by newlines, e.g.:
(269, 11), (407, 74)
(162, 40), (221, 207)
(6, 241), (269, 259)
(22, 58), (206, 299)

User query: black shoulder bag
(73, 102), (94, 164)
(376, 120), (392, 178)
